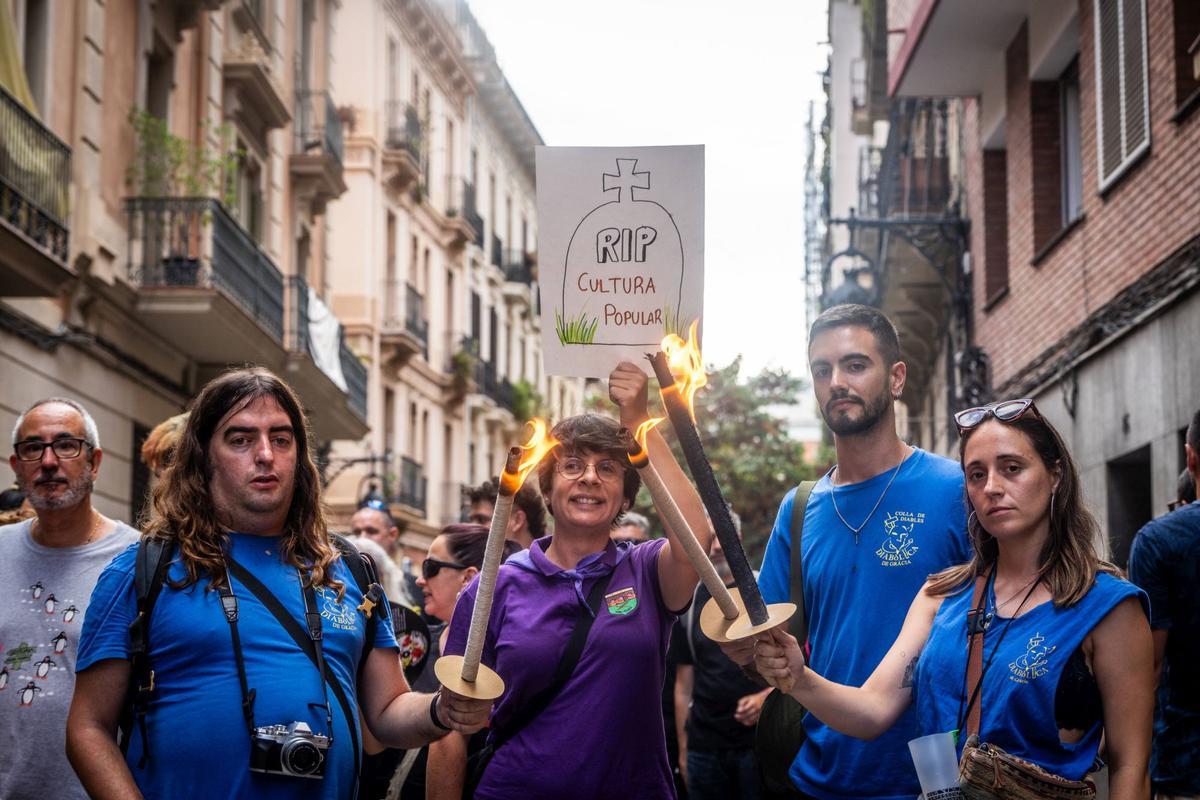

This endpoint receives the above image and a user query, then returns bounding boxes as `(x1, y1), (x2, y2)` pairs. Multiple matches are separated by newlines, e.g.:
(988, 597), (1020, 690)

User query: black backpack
(119, 533), (385, 767)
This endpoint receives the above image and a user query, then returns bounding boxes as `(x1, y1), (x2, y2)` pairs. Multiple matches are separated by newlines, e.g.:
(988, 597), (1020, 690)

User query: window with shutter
(1093, 0), (1151, 190)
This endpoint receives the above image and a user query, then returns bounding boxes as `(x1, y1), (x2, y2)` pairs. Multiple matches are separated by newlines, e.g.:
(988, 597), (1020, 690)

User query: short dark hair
(1177, 468), (1196, 505)
(440, 523), (523, 569)
(1187, 407), (1200, 452)
(808, 303), (901, 366)
(537, 414), (640, 522)
(468, 477), (547, 538)
(0, 487), (25, 511)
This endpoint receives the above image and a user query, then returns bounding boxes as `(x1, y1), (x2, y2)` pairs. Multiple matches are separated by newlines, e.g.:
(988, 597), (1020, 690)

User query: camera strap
(219, 559), (337, 748)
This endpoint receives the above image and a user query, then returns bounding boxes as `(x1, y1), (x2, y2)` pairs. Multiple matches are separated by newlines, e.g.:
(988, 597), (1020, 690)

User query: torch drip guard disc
(723, 602), (798, 641)
(699, 587), (749, 643)
(433, 655), (506, 700)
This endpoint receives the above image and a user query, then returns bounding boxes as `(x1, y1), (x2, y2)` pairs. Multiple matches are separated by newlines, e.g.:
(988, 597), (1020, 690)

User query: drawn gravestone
(537, 146), (704, 378)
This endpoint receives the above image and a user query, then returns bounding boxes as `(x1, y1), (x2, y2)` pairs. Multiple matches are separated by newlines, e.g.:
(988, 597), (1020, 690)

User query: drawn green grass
(556, 309), (599, 344)
(662, 304), (684, 338)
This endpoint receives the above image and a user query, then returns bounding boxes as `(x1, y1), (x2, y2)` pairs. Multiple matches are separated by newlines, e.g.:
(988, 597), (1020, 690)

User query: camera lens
(281, 739), (323, 776)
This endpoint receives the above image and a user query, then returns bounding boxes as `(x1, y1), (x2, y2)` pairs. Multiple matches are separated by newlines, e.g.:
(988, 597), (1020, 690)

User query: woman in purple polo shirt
(442, 362), (712, 799)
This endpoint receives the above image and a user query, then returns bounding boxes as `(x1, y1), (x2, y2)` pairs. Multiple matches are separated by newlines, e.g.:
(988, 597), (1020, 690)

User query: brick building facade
(825, 0), (1200, 562)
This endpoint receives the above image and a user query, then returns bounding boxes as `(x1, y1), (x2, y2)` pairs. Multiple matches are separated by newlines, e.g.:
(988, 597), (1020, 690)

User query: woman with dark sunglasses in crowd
(371, 524), (521, 800)
(754, 399), (1155, 799)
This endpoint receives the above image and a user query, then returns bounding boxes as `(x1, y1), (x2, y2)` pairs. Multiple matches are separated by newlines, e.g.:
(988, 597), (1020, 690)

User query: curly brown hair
(537, 414), (640, 526)
(144, 368), (342, 596)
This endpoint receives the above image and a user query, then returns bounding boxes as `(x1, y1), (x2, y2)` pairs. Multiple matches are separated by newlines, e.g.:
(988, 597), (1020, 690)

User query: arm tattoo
(900, 655), (919, 689)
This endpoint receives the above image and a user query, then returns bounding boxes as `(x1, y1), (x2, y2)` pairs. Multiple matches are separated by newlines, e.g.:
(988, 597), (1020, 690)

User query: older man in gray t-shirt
(1, 396), (141, 799)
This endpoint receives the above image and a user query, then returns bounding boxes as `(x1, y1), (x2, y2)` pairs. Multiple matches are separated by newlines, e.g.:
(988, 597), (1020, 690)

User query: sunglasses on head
(421, 557), (469, 580)
(954, 398), (1038, 435)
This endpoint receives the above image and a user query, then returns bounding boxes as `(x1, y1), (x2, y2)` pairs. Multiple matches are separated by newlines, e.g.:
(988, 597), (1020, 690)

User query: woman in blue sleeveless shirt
(754, 399), (1154, 799)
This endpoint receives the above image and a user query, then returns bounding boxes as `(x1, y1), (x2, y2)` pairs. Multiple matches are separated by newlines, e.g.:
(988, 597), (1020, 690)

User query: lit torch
(648, 320), (795, 646)
(435, 420), (559, 699)
(623, 418), (744, 637)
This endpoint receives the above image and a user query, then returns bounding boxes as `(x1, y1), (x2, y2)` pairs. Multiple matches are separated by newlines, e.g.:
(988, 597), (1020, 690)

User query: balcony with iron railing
(442, 177), (479, 250)
(383, 101), (423, 191)
(381, 279), (428, 369)
(474, 358), (515, 411)
(127, 196), (286, 346)
(490, 233), (503, 270)
(126, 197), (366, 437)
(502, 249), (535, 285)
(0, 84), (72, 294)
(340, 332), (368, 421)
(393, 456), (428, 515)
(291, 89), (346, 210)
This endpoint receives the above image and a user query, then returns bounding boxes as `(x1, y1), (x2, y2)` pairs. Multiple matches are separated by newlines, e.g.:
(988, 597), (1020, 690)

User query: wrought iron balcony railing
(474, 359), (515, 410)
(126, 197), (285, 341)
(503, 250), (534, 285)
(490, 233), (503, 269)
(405, 282), (430, 351)
(294, 89), (344, 167)
(395, 456), (427, 514)
(0, 85), (71, 264)
(339, 332), (368, 419)
(384, 100), (422, 163)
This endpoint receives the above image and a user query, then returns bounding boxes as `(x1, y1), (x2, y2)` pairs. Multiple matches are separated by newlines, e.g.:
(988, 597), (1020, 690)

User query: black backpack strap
(788, 482), (817, 645)
(224, 556), (363, 793)
(330, 533), (387, 658)
(121, 536), (175, 763)
(489, 568), (616, 751)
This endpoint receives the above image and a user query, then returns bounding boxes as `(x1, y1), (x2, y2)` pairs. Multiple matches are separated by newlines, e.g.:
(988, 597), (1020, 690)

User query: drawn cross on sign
(601, 158), (650, 202)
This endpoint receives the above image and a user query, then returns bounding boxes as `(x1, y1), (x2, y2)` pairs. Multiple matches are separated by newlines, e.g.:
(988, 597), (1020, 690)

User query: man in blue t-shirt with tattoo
(723, 305), (970, 800)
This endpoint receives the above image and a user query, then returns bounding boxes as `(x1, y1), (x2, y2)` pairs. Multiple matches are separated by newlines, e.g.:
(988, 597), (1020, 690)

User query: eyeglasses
(954, 399), (1038, 435)
(556, 457), (625, 483)
(421, 557), (469, 580)
(13, 437), (93, 462)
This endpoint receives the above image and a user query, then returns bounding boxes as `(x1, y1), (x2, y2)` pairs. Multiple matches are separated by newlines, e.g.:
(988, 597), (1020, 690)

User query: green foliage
(127, 110), (240, 205)
(555, 309), (599, 344)
(510, 379), (546, 422)
(450, 343), (477, 394)
(633, 357), (821, 564)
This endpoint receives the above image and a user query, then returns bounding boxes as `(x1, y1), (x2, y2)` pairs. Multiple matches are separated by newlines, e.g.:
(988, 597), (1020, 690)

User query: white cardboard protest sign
(535, 145), (704, 378)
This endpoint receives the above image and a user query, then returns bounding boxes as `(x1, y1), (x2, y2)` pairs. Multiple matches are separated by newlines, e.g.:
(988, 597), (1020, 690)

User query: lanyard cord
(217, 563), (336, 744)
(956, 567), (1042, 737)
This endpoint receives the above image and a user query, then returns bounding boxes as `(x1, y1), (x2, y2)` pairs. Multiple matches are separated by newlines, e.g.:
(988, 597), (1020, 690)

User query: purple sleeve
(639, 537), (675, 614)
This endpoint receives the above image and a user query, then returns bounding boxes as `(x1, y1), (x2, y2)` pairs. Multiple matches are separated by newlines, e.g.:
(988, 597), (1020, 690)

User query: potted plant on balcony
(510, 380), (546, 423)
(450, 342), (477, 399)
(126, 110), (241, 285)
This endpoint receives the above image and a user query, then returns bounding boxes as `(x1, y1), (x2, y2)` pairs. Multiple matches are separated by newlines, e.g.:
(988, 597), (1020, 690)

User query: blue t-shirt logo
(1008, 632), (1057, 684)
(876, 510), (923, 567)
(317, 588), (358, 631)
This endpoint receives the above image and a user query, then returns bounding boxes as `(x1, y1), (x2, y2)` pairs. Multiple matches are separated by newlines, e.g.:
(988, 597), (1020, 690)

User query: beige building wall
(326, 0), (583, 568)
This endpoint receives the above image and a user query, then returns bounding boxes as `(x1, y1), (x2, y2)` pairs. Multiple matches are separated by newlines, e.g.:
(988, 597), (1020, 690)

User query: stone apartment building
(0, 0), (581, 561)
(0, 0), (364, 522)
(821, 0), (1199, 563)
(316, 0), (582, 565)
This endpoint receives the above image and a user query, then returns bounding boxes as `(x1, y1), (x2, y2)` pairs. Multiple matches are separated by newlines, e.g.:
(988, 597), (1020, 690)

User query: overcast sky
(466, 0), (829, 379)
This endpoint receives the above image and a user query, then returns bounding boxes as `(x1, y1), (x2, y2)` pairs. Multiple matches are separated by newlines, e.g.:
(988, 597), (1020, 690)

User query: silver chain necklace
(827, 447), (911, 545)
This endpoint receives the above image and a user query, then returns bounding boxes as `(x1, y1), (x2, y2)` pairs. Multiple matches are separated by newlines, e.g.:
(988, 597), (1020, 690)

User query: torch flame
(511, 418), (559, 490)
(660, 319), (706, 421)
(633, 417), (665, 452)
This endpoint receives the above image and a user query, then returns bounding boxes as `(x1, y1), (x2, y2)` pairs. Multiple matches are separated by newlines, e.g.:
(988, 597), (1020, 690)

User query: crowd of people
(0, 302), (1196, 800)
